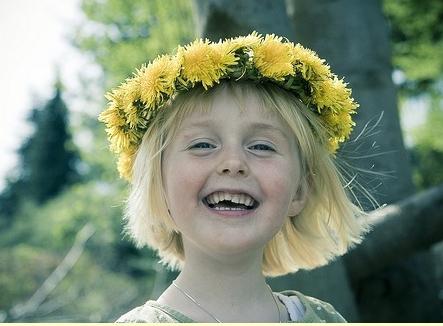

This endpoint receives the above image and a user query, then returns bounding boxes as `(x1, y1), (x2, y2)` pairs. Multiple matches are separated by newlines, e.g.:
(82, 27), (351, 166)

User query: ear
(288, 179), (308, 217)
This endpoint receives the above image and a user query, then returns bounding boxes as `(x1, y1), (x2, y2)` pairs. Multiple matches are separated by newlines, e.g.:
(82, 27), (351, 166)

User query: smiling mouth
(202, 192), (259, 211)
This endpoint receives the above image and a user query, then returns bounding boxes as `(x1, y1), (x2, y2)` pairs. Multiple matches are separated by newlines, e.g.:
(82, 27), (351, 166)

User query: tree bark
(289, 0), (415, 207)
(193, 0), (295, 41)
(345, 184), (443, 282)
(344, 185), (443, 322)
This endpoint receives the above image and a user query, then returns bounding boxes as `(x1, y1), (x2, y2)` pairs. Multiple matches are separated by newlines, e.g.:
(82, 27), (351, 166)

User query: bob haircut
(125, 81), (370, 277)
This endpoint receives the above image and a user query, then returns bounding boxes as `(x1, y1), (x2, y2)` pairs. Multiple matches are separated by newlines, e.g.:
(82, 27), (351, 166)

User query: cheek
(263, 162), (297, 197)
(268, 175), (293, 208)
(164, 159), (206, 207)
(260, 162), (299, 220)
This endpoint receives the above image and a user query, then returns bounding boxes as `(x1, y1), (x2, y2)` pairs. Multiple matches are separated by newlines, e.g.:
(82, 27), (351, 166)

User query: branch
(8, 223), (96, 321)
(344, 184), (443, 282)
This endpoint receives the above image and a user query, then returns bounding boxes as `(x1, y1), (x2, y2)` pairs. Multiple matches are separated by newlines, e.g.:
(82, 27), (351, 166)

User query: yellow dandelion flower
(332, 77), (350, 98)
(292, 44), (331, 81)
(104, 88), (126, 109)
(108, 127), (132, 153)
(321, 110), (350, 140)
(118, 77), (140, 105)
(327, 138), (340, 153)
(127, 128), (140, 144)
(224, 31), (263, 52)
(312, 77), (353, 114)
(123, 103), (141, 129)
(137, 55), (179, 107)
(99, 32), (361, 173)
(333, 79), (357, 111)
(211, 41), (239, 72)
(336, 110), (355, 138)
(107, 123), (141, 153)
(179, 39), (224, 89)
(117, 148), (137, 181)
(253, 34), (295, 80)
(98, 105), (125, 127)
(343, 97), (359, 114)
(312, 79), (338, 111)
(323, 111), (340, 127)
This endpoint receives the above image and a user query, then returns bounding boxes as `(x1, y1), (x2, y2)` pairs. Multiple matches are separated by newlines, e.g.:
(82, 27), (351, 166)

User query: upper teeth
(206, 191), (255, 207)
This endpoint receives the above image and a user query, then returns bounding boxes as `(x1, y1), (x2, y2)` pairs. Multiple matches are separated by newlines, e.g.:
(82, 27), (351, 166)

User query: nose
(216, 147), (249, 177)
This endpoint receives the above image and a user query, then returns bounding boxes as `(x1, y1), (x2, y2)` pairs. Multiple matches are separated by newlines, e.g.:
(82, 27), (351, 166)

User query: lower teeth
(214, 207), (246, 211)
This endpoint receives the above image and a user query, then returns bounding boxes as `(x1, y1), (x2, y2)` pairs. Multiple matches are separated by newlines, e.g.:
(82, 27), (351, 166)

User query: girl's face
(162, 87), (305, 259)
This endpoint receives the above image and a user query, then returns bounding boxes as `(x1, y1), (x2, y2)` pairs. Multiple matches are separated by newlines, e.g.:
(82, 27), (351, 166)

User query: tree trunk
(288, 0), (440, 321)
(193, 0), (295, 41)
(193, 0), (360, 321)
(289, 0), (414, 207)
(269, 259), (359, 321)
(345, 184), (443, 282)
(344, 184), (443, 322)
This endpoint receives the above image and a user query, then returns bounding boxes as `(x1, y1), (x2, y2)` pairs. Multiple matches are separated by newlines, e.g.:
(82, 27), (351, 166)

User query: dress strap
(275, 292), (305, 321)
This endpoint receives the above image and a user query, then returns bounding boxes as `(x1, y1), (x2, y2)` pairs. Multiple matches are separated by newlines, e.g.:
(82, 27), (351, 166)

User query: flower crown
(99, 32), (358, 180)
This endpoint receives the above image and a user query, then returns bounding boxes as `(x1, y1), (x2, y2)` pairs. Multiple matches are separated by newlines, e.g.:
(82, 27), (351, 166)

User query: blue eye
(189, 142), (215, 149)
(249, 143), (275, 151)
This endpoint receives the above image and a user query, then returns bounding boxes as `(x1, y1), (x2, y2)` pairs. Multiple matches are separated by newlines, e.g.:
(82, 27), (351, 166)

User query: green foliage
(0, 246), (151, 322)
(1, 181), (147, 272)
(2, 179), (162, 276)
(412, 97), (443, 149)
(75, 0), (196, 88)
(0, 84), (80, 219)
(21, 87), (80, 203)
(0, 245), (58, 309)
(383, 0), (443, 93)
(0, 181), (163, 321)
(384, 0), (443, 189)
(410, 96), (443, 189)
(411, 145), (443, 189)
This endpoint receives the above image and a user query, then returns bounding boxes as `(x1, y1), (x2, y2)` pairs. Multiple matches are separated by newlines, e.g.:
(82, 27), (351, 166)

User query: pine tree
(0, 81), (80, 219)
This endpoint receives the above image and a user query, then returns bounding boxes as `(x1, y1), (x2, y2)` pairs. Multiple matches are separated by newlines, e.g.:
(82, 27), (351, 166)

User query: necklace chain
(171, 280), (282, 323)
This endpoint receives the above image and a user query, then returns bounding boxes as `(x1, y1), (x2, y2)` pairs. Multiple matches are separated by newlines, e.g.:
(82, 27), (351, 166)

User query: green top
(116, 290), (347, 323)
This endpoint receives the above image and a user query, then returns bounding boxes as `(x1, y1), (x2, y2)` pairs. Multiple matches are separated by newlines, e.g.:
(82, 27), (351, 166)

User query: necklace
(171, 280), (282, 323)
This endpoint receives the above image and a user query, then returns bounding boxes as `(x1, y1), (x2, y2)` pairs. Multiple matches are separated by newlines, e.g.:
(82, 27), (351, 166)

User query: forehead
(174, 83), (287, 129)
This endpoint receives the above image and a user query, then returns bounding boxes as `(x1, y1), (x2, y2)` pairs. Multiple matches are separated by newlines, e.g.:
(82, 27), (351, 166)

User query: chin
(203, 234), (269, 256)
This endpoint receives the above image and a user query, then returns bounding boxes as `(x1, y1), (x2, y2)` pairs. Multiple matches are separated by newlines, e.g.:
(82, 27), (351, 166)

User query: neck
(159, 240), (284, 322)
(178, 248), (268, 302)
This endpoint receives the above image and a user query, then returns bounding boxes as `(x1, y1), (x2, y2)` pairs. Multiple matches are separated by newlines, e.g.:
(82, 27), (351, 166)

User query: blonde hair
(125, 81), (370, 277)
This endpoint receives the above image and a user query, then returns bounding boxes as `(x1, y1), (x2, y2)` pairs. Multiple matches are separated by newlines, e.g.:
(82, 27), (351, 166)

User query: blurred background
(0, 0), (442, 322)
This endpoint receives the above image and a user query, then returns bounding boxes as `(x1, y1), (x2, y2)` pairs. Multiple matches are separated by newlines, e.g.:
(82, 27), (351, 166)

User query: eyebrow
(182, 120), (290, 139)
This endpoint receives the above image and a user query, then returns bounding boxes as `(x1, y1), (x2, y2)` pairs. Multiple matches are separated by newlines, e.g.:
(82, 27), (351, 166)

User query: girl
(100, 32), (370, 322)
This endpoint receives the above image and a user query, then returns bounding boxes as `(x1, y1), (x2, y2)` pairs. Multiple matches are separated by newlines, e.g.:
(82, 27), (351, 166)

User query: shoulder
(115, 300), (186, 323)
(278, 290), (347, 323)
